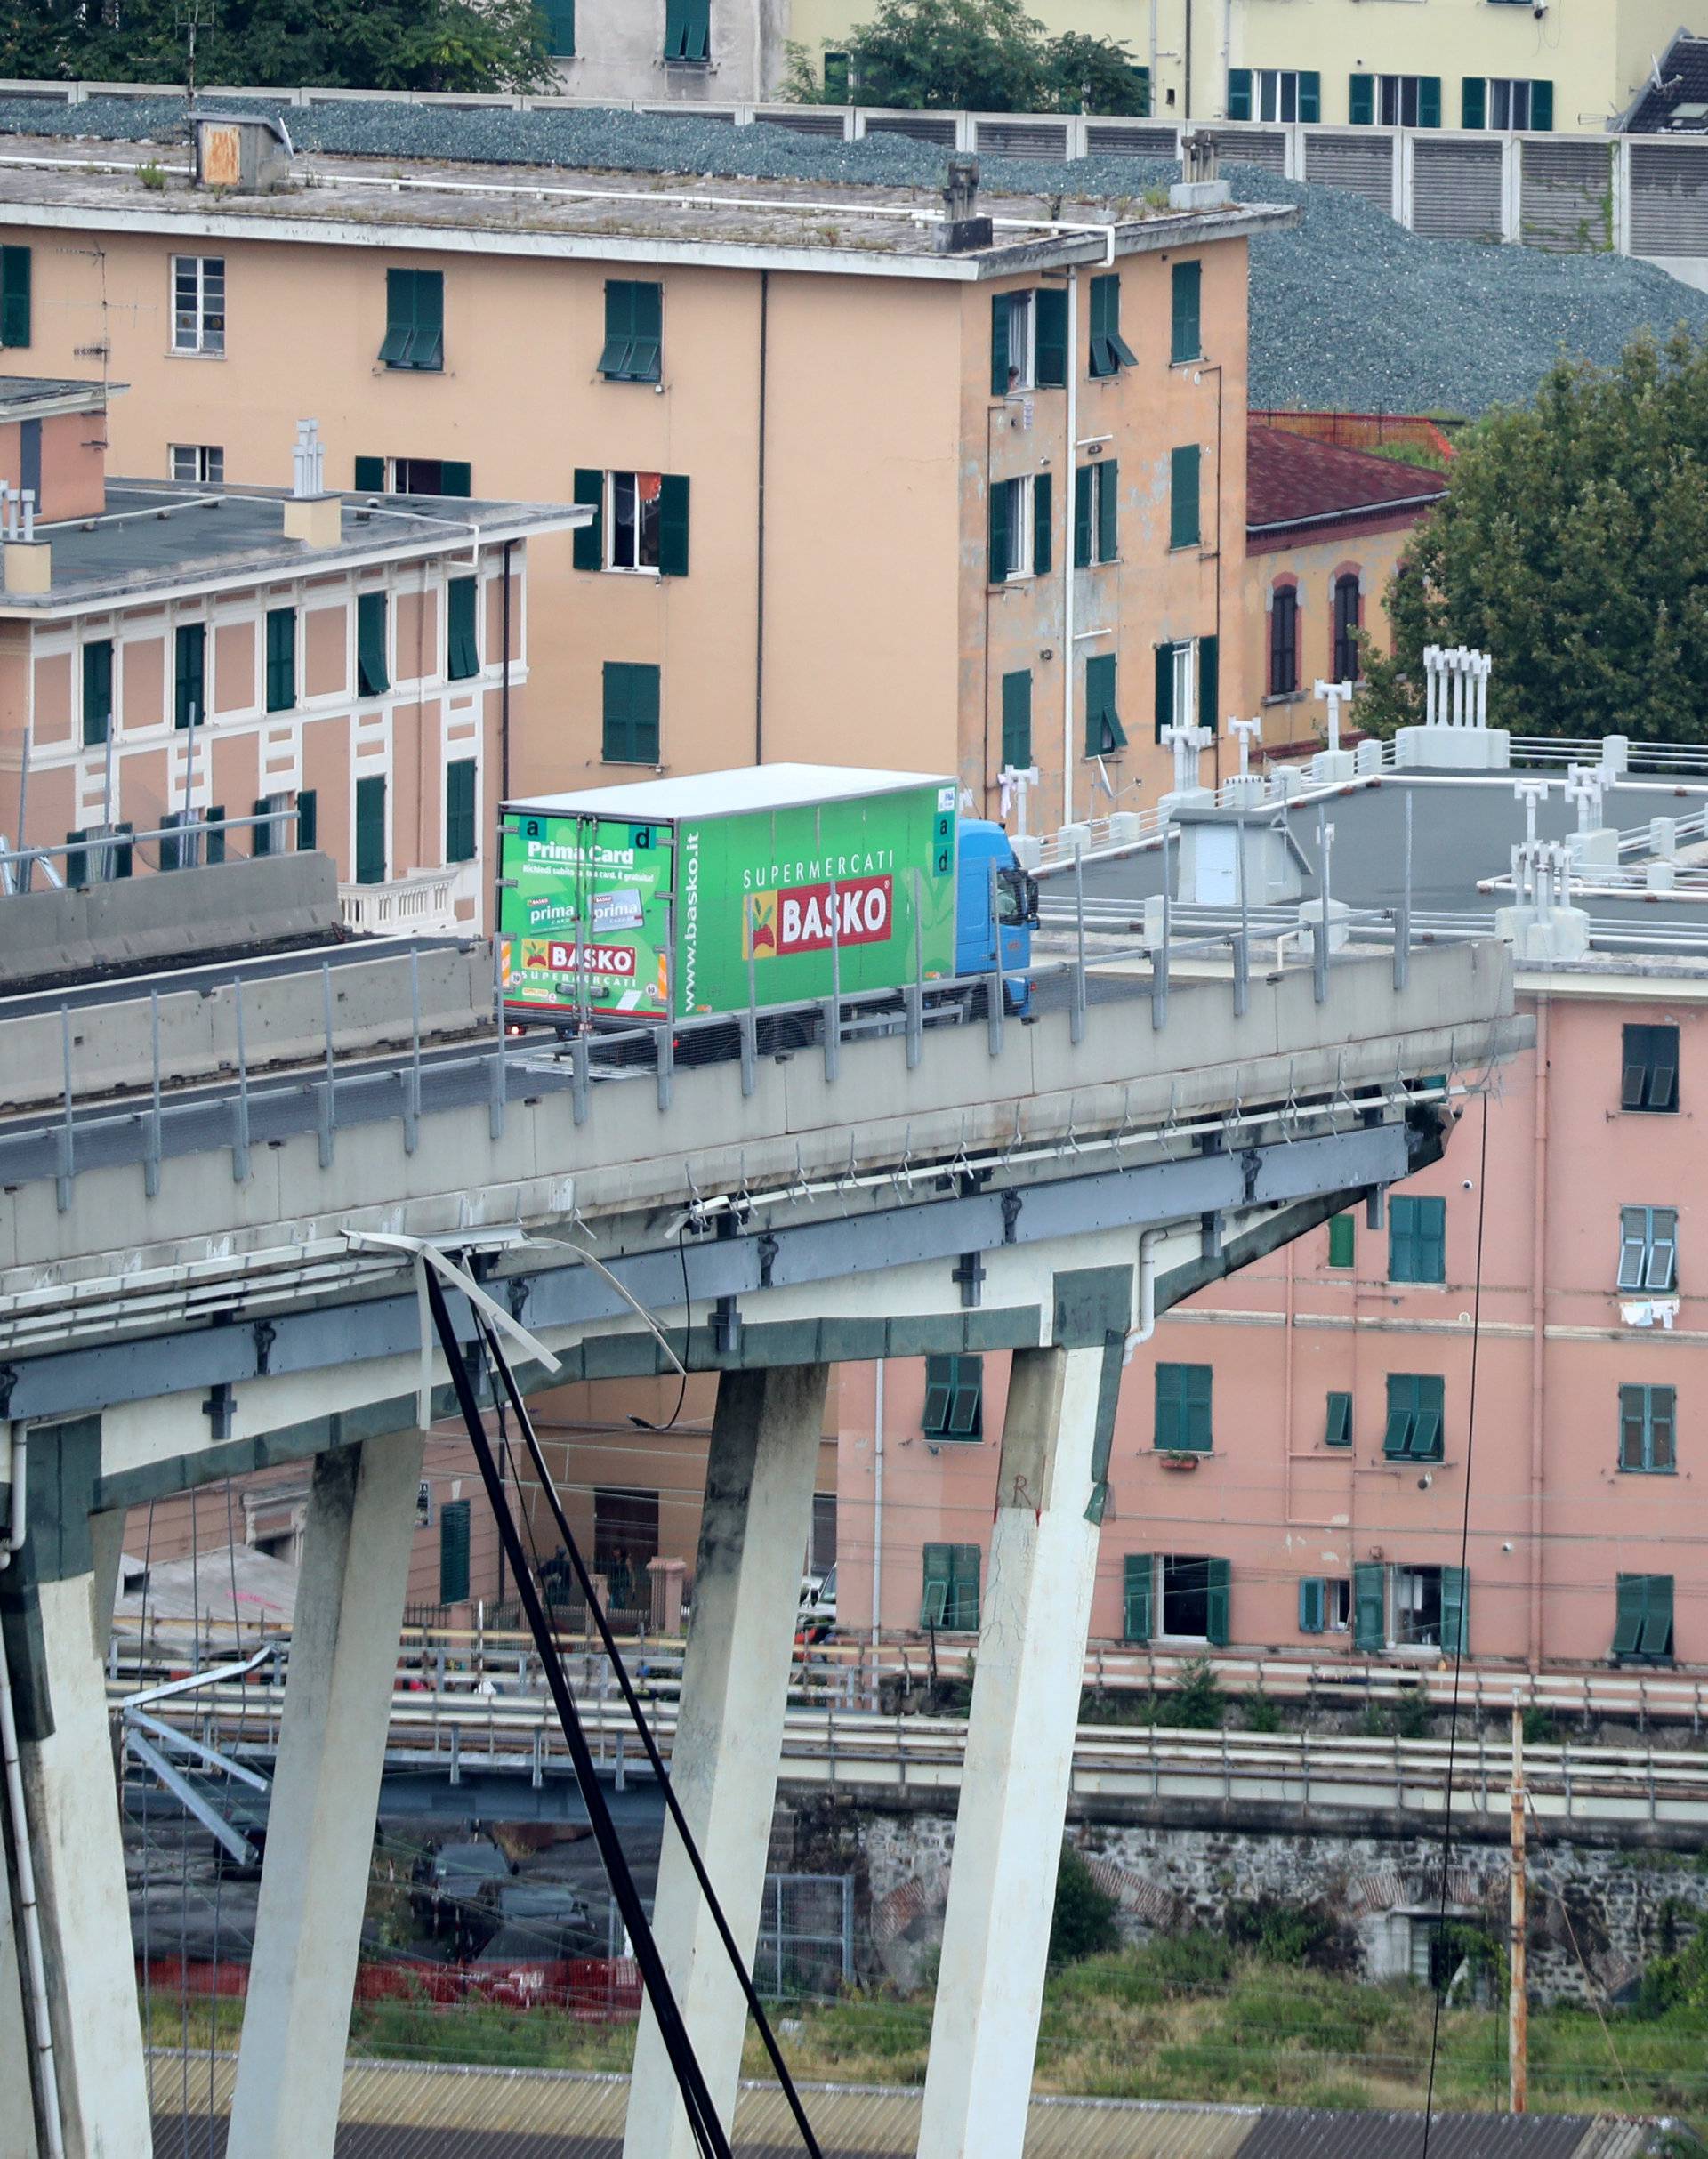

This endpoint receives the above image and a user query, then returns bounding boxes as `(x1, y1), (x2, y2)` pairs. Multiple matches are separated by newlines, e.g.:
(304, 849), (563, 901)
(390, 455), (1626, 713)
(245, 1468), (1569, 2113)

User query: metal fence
(604, 1874), (854, 1997)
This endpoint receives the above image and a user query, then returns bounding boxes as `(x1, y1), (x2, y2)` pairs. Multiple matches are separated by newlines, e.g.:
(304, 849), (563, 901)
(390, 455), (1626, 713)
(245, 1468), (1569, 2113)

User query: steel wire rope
(1420, 1094), (1490, 2153)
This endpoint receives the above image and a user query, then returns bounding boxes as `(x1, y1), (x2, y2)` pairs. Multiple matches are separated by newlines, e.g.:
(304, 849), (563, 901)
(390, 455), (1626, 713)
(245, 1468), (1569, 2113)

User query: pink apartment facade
(837, 956), (1704, 1675)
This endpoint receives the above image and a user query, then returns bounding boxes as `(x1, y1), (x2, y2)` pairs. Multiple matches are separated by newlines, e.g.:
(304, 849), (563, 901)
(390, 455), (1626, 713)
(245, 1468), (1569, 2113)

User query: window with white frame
(995, 474), (1037, 581)
(608, 471), (664, 573)
(1326, 1578), (1351, 1632)
(172, 255), (225, 355)
(1172, 640), (1196, 726)
(170, 444), (224, 485)
(1253, 68), (1303, 123)
(999, 288), (1036, 392)
(1379, 77), (1429, 127)
(1488, 79), (1546, 130)
(1617, 1206), (1678, 1294)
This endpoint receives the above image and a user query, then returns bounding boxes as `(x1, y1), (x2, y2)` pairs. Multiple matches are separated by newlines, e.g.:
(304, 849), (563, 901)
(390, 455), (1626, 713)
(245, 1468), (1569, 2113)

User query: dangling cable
(422, 1264), (730, 2159)
(471, 1305), (825, 2159)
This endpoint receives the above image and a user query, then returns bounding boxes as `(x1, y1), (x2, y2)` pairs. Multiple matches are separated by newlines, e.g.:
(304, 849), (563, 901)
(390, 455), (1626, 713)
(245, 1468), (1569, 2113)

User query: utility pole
(1509, 1698), (1527, 2114)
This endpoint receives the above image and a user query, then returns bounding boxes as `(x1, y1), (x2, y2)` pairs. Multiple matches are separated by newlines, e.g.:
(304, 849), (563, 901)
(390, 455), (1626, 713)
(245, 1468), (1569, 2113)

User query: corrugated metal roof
(1238, 2107), (1623, 2159)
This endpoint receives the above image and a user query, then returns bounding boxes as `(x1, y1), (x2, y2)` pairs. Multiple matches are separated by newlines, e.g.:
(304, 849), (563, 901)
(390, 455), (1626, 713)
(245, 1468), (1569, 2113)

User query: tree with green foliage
(1048, 1843), (1120, 1966)
(784, 0), (1148, 116)
(0, 0), (554, 94)
(1360, 326), (1708, 744)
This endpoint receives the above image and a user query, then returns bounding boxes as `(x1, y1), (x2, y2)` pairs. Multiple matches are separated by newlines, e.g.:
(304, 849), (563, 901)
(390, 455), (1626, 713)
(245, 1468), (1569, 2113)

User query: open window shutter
(988, 479), (1011, 584)
(447, 576), (479, 681)
(990, 294), (1011, 397)
(1440, 1567), (1469, 1657)
(252, 798), (274, 859)
(354, 455), (385, 493)
(1035, 287), (1066, 386)
(64, 830), (87, 888)
(1353, 1562), (1386, 1650)
(1300, 1577), (1325, 1634)
(1205, 1557), (1230, 1647)
(1640, 1576), (1673, 1657)
(205, 805), (226, 866)
(1227, 68), (1252, 122)
(1349, 74), (1374, 126)
(659, 474), (691, 577)
(1074, 467), (1093, 568)
(439, 461), (471, 498)
(415, 270), (444, 367)
(357, 592), (390, 697)
(1613, 1575), (1644, 1656)
(1325, 1392), (1351, 1448)
(1085, 653), (1123, 755)
(1123, 1554), (1153, 1643)
(1461, 77), (1486, 129)
(947, 1357), (982, 1438)
(573, 469), (604, 571)
(113, 821), (133, 878)
(0, 246), (30, 346)
(1530, 80), (1553, 133)
(1197, 632), (1218, 729)
(1298, 72), (1320, 123)
(922, 1356), (953, 1435)
(1418, 77), (1442, 128)
(296, 790), (318, 851)
(1033, 473), (1051, 577)
(1154, 643), (1173, 742)
(632, 281), (663, 379)
(1099, 458), (1118, 562)
(951, 1545), (980, 1630)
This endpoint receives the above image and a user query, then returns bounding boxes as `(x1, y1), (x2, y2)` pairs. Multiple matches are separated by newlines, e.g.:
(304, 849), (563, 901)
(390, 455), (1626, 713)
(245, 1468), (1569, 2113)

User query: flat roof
(2, 479), (585, 616)
(510, 764), (952, 821)
(0, 372), (120, 424)
(0, 135), (1296, 281)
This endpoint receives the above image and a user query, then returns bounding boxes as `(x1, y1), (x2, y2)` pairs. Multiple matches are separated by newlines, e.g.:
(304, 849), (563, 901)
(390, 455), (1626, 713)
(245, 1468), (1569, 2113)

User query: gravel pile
(5, 92), (1706, 415)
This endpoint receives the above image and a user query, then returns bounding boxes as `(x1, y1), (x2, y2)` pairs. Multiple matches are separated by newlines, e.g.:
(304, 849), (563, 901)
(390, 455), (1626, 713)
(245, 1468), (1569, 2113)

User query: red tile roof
(1246, 423), (1448, 538)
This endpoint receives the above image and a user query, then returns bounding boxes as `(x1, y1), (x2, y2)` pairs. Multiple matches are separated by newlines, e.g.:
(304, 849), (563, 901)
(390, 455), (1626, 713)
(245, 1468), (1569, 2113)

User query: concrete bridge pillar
(0, 1855), (35, 2159)
(227, 1427), (425, 2159)
(621, 1361), (831, 2159)
(915, 1333), (1120, 2159)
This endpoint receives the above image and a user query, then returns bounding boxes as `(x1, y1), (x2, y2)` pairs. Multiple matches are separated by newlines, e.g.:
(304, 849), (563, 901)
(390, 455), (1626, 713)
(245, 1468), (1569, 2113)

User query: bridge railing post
(1152, 833), (1172, 1032)
(1234, 816), (1251, 1021)
(405, 947), (423, 1155)
(146, 984), (164, 1197)
(1071, 853), (1086, 1046)
(232, 974), (252, 1183)
(1393, 786), (1414, 993)
(571, 1030), (590, 1124)
(987, 855), (1005, 1058)
(318, 961), (336, 1168)
(906, 867), (924, 1069)
(57, 1002), (75, 1212)
(655, 1022), (674, 1112)
(489, 941), (507, 1140)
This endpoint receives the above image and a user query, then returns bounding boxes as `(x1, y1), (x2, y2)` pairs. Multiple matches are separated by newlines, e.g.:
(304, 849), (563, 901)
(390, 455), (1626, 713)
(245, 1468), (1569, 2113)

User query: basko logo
(524, 938), (637, 979)
(745, 875), (893, 958)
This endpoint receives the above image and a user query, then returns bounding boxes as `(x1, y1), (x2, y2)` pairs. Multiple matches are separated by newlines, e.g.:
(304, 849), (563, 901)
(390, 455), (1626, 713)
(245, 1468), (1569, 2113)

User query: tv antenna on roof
(176, 0), (216, 103)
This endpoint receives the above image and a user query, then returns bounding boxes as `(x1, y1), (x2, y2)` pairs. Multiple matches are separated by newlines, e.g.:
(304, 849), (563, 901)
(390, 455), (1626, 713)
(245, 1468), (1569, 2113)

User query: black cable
(423, 1264), (730, 2159)
(629, 1220), (693, 1435)
(1421, 1095), (1491, 2148)
(472, 1305), (825, 2159)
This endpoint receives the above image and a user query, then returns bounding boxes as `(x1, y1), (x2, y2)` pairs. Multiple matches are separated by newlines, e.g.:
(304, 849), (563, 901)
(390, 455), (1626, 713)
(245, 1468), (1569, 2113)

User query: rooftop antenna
(177, 0), (215, 106)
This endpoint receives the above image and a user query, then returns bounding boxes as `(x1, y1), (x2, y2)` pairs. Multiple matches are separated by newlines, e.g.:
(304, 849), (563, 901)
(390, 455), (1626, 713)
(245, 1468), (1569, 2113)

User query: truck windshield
(997, 867), (1038, 926)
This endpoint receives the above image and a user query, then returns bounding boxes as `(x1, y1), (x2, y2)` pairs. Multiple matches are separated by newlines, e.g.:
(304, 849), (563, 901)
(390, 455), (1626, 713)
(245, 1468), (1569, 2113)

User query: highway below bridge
(0, 873), (1523, 2159)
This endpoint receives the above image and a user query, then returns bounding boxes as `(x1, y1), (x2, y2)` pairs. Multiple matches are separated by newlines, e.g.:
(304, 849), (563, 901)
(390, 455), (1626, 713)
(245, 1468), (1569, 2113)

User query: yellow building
(0, 136), (1287, 850)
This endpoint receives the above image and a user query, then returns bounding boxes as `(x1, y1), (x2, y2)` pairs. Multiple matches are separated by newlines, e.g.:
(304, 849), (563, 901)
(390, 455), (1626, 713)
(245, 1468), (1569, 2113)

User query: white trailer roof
(506, 763), (951, 822)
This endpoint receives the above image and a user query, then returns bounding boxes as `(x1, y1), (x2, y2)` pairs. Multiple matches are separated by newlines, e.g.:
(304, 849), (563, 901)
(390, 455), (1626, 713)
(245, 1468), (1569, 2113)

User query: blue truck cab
(955, 818), (1039, 1014)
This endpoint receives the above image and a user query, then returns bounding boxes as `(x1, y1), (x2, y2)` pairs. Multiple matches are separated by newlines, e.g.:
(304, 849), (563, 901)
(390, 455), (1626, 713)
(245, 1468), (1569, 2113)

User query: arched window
(1269, 582), (1299, 697)
(1333, 573), (1363, 682)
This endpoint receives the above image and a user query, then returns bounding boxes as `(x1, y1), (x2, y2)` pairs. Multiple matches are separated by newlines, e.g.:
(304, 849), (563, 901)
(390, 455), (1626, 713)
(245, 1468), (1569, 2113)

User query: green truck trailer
(499, 764), (963, 1031)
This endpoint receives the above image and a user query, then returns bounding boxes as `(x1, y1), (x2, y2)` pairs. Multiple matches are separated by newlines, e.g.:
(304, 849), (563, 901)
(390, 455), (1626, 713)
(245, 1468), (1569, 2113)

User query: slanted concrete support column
(0, 1845), (36, 2159)
(916, 1334), (1119, 2159)
(622, 1362), (831, 2159)
(227, 1428), (425, 2159)
(14, 1569), (152, 2157)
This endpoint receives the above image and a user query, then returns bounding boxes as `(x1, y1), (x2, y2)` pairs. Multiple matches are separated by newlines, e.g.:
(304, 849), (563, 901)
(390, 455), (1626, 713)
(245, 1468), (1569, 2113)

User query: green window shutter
(439, 461), (471, 499)
(1418, 77), (1442, 128)
(355, 775), (387, 885)
(573, 468), (605, 571)
(1440, 1567), (1469, 1658)
(296, 789), (318, 851)
(1328, 1213), (1355, 1269)
(1170, 446), (1202, 550)
(1349, 74), (1374, 126)
(1325, 1391), (1352, 1448)
(379, 270), (410, 366)
(1123, 1554), (1153, 1643)
(447, 576), (479, 681)
(1300, 1577), (1325, 1634)
(1227, 68), (1252, 122)
(1462, 77), (1486, 129)
(1205, 1557), (1230, 1647)
(1383, 1374), (1414, 1458)
(1155, 1363), (1180, 1452)
(922, 1355), (983, 1440)
(113, 821), (133, 878)
(921, 1543), (951, 1628)
(1035, 287), (1067, 386)
(1618, 1383), (1646, 1472)
(1530, 80), (1553, 133)
(1390, 1194), (1446, 1283)
(439, 1499), (471, 1604)
(64, 830), (87, 888)
(950, 1544), (979, 1630)
(357, 591), (390, 697)
(1298, 71), (1320, 123)
(1641, 1575), (1674, 1658)
(659, 473), (691, 578)
(665, 0), (710, 61)
(265, 606), (296, 713)
(445, 757), (477, 864)
(1098, 457), (1118, 563)
(1412, 1374), (1445, 1460)
(0, 246), (28, 346)
(541, 0), (576, 55)
(354, 455), (386, 493)
(1187, 1365), (1213, 1451)
(81, 640), (113, 746)
(922, 1357), (953, 1436)
(990, 293), (1011, 397)
(1074, 466), (1093, 569)
(603, 661), (661, 763)
(1353, 1562), (1386, 1651)
(1197, 632), (1218, 730)
(988, 477), (1011, 585)
(1084, 652), (1124, 756)
(380, 268), (444, 371)
(1612, 1575), (1645, 1657)
(600, 280), (663, 382)
(174, 622), (205, 729)
(1156, 1364), (1211, 1452)
(1032, 473), (1051, 577)
(1001, 669), (1032, 768)
(1154, 643), (1174, 742)
(1650, 1386), (1675, 1471)
(251, 798), (273, 859)
(1170, 261), (1202, 365)
(205, 804), (226, 866)
(1088, 273), (1136, 377)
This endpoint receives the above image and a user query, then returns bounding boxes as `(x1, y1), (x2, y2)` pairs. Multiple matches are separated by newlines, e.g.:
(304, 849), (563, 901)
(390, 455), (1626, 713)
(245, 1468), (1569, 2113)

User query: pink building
(840, 769), (1705, 1676)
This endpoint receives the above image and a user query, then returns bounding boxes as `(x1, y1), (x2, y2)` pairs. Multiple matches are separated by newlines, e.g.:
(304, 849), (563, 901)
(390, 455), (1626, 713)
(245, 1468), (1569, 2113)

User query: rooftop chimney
(2, 485), (49, 594)
(193, 109), (294, 194)
(1172, 130), (1233, 211)
(282, 420), (342, 548)
(936, 153), (994, 254)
